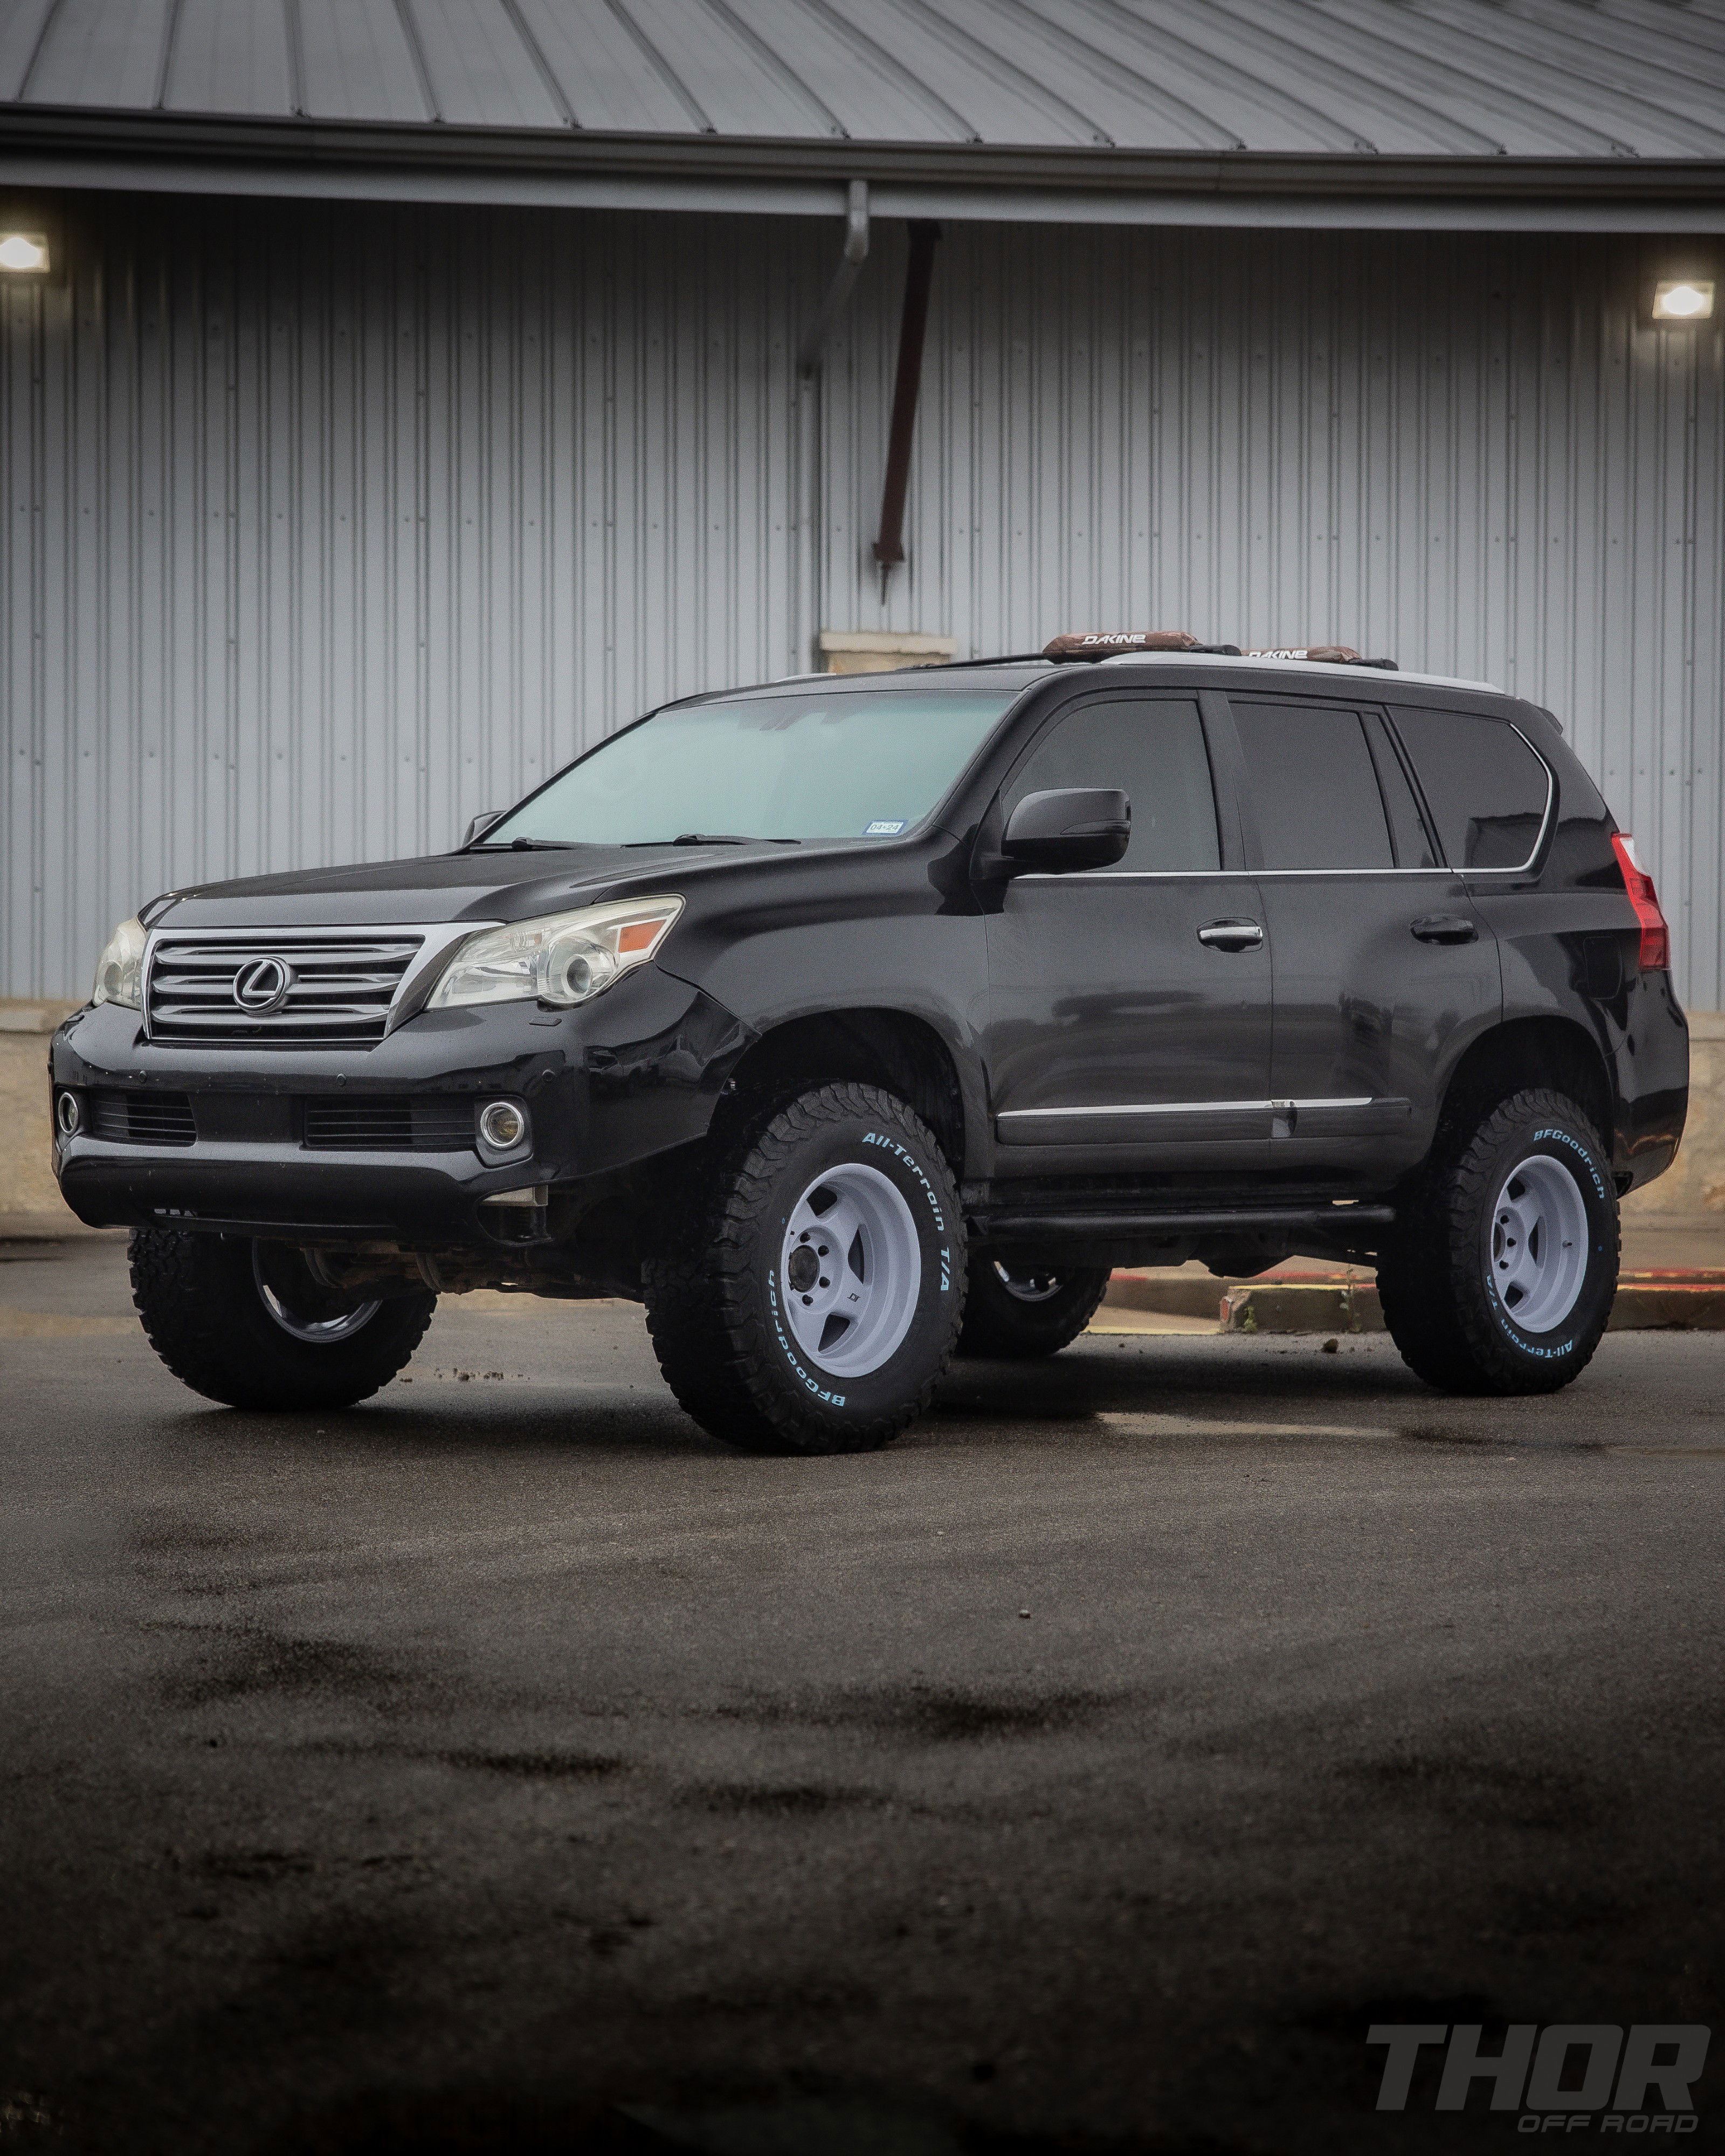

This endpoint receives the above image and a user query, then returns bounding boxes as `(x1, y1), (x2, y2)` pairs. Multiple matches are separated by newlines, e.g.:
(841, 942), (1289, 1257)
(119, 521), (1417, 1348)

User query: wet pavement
(3, 1235), (1722, 2153)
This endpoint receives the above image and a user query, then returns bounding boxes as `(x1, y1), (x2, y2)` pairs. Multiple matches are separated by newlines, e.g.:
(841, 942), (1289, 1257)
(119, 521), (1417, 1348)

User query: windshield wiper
(625, 833), (801, 847)
(493, 837), (576, 850)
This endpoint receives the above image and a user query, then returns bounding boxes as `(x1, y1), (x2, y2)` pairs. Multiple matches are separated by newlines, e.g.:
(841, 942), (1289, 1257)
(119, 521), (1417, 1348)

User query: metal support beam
(872, 219), (940, 570)
(797, 178), (868, 376)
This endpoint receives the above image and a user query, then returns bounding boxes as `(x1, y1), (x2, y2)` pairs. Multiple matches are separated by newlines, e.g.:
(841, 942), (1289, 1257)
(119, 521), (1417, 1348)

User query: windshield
(480, 688), (1018, 847)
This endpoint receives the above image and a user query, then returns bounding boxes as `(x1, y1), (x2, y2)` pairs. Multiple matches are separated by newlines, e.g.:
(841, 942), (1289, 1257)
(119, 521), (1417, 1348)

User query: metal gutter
(2, 108), (1724, 229)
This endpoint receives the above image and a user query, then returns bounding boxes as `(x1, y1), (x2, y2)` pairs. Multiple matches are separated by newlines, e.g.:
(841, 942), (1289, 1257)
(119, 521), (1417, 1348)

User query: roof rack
(885, 641), (1406, 675)
(932, 652), (1052, 670)
(1035, 630), (1397, 669)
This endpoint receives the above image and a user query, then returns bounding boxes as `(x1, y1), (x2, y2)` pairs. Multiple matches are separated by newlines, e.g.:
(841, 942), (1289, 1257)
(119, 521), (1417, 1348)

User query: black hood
(148, 840), (810, 929)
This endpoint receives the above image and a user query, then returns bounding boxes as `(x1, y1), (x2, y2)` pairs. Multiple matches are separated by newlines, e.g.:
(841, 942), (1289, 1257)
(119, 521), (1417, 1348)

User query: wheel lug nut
(819, 1277), (829, 1288)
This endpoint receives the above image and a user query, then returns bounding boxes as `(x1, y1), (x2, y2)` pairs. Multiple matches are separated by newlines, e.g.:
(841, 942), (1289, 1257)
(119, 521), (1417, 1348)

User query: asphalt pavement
(3, 1235), (1722, 2155)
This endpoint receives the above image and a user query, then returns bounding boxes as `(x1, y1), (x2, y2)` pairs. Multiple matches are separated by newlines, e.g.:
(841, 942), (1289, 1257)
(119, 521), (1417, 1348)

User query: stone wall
(0, 1004), (78, 1226)
(3, 999), (1721, 1232)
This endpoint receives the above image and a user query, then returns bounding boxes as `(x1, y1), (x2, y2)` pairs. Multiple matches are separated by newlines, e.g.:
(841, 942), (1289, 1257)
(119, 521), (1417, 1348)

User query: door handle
(1197, 919), (1264, 952)
(1410, 914), (1478, 945)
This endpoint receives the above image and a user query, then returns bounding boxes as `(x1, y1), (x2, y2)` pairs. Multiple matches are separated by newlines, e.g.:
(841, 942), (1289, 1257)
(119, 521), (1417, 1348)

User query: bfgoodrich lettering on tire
(643, 1081), (966, 1454)
(1377, 1087), (1618, 1396)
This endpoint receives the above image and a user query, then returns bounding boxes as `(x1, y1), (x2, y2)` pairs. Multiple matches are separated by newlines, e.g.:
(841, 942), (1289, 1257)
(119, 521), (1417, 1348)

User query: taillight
(1612, 834), (1671, 972)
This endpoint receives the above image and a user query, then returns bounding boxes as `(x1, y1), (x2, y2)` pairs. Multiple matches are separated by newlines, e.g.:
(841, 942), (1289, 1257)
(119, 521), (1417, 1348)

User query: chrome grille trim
(142, 922), (491, 1047)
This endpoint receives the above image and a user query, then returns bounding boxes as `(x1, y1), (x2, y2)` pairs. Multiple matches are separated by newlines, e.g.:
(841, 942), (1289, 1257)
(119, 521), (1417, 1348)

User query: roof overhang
(3, 109), (1724, 232)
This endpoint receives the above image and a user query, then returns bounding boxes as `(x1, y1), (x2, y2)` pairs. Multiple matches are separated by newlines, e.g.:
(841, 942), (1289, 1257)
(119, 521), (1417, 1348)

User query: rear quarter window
(1389, 709), (1551, 870)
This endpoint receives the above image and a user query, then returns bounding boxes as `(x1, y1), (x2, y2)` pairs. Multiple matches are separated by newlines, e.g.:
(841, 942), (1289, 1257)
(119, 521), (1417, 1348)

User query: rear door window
(1003, 696), (1220, 873)
(1230, 701), (1392, 869)
(1388, 709), (1552, 870)
(1364, 715), (1439, 869)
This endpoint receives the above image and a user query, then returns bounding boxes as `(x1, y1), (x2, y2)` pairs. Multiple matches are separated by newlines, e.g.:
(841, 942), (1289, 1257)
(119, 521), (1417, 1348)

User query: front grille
(301, 1095), (476, 1152)
(89, 1090), (197, 1147)
(146, 932), (425, 1046)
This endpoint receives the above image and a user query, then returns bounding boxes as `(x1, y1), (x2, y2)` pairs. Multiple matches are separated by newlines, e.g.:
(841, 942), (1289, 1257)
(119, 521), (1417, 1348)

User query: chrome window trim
(1013, 868), (1454, 883)
(1015, 721), (1553, 881)
(1250, 868), (1453, 880)
(141, 919), (494, 1044)
(997, 1096), (1374, 1121)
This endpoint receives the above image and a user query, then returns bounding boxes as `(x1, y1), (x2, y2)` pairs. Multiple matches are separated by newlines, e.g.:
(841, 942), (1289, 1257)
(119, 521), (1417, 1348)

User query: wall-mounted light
(0, 230), (51, 275)
(1651, 279), (1714, 322)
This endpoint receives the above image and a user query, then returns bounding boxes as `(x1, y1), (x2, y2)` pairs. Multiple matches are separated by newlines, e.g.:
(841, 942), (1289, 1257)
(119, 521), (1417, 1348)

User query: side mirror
(1000, 788), (1130, 874)
(462, 810), (505, 848)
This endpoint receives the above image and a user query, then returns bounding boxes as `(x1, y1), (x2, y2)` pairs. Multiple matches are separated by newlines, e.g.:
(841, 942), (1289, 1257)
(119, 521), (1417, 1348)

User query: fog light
(55, 1090), (81, 1137)
(478, 1099), (528, 1151)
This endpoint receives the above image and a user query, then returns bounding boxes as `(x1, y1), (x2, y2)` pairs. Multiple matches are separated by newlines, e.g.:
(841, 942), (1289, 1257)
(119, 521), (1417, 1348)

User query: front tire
(643, 1082), (965, 1454)
(129, 1231), (436, 1409)
(1377, 1088), (1618, 1395)
(955, 1259), (1111, 1359)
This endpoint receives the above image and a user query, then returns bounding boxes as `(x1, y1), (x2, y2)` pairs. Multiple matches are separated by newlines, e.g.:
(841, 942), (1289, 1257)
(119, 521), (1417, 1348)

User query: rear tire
(643, 1082), (965, 1454)
(955, 1259), (1110, 1359)
(1377, 1088), (1618, 1395)
(129, 1231), (435, 1409)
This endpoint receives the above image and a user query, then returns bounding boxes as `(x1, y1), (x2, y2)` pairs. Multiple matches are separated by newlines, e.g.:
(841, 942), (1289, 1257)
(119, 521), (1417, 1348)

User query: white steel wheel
(1485, 1152), (1589, 1335)
(779, 1162), (923, 1379)
(992, 1261), (1066, 1304)
(252, 1246), (381, 1344)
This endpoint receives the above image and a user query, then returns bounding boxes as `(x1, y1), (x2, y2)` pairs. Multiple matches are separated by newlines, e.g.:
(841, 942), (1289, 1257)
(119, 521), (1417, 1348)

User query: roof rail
(933, 652), (1052, 670)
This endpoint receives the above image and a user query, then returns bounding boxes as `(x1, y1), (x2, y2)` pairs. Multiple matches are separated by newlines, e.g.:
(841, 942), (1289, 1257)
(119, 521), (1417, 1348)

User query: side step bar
(971, 1203), (1396, 1240)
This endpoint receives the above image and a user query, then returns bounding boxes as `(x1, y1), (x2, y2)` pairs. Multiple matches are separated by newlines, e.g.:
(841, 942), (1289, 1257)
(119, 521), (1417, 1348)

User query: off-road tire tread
(1377, 1087), (1617, 1396)
(956, 1265), (1112, 1359)
(643, 1082), (963, 1454)
(129, 1229), (434, 1409)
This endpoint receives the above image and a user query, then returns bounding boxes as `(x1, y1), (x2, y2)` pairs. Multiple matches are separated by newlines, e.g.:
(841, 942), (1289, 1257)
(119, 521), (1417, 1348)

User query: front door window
(983, 695), (1272, 1164)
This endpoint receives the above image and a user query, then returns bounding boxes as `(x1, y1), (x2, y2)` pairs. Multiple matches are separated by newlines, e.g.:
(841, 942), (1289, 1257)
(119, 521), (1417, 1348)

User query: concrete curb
(1105, 1271), (1725, 1333)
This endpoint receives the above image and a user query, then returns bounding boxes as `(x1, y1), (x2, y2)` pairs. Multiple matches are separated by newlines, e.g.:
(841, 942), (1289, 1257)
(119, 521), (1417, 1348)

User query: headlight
(429, 897), (683, 1012)
(92, 915), (146, 1008)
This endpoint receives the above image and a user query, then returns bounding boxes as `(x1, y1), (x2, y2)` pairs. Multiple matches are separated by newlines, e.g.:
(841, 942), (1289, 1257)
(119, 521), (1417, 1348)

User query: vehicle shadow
(936, 1337), (1435, 1417)
(148, 1388), (726, 1461)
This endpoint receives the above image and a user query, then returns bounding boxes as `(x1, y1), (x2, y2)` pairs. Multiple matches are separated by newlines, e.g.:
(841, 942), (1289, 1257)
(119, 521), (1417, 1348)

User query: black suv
(50, 640), (1687, 1453)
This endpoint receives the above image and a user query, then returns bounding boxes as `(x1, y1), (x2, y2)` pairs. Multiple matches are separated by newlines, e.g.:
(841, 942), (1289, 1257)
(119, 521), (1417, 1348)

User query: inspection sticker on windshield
(865, 819), (907, 835)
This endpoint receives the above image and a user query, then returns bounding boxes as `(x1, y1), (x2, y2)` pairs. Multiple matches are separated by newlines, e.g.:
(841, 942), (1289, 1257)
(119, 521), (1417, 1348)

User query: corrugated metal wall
(4, 196), (1721, 1004)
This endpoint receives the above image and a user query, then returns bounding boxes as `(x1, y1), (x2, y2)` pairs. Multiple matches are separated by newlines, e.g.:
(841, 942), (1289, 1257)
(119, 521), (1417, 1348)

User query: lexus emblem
(233, 957), (295, 1017)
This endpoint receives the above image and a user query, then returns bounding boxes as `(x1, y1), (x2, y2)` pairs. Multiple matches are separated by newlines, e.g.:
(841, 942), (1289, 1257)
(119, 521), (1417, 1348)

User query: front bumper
(49, 969), (749, 1243)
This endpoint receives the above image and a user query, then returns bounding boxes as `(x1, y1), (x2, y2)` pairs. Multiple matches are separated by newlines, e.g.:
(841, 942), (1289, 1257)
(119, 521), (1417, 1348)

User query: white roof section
(2, 0), (1724, 229)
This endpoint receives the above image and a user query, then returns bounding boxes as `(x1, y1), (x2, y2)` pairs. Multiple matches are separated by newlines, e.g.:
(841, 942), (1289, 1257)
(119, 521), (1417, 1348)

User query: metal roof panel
(513, 0), (706, 132)
(723, 0), (975, 143)
(22, 0), (169, 107)
(409, 0), (568, 127)
(296, 0), (432, 122)
(165, 0), (294, 116)
(617, 0), (844, 137)
(0, 0), (56, 102)
(1, 0), (1721, 205)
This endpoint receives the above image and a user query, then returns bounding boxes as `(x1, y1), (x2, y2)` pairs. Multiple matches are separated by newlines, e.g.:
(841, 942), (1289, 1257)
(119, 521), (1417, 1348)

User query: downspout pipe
(872, 218), (941, 569)
(797, 178), (870, 376)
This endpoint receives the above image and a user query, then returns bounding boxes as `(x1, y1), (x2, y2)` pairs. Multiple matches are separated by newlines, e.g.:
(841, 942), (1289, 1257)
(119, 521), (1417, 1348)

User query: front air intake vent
(89, 1090), (197, 1147)
(146, 931), (425, 1046)
(301, 1096), (476, 1152)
